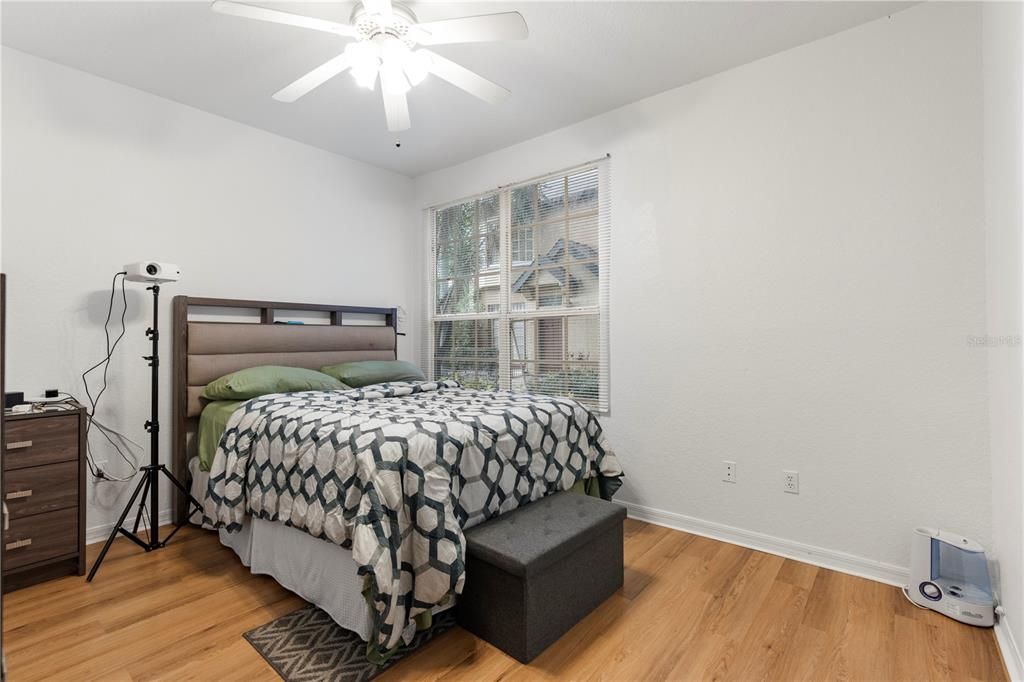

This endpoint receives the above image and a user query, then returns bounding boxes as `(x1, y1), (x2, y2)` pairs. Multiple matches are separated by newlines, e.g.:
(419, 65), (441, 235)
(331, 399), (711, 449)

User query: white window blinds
(426, 160), (610, 411)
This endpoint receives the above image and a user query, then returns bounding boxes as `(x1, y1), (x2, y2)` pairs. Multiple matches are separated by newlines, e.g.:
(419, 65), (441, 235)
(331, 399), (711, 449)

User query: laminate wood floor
(2, 520), (1008, 681)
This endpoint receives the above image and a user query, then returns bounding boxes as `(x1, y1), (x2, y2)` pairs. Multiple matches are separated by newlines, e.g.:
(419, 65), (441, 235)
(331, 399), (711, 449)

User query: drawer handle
(5, 490), (32, 500)
(5, 539), (31, 550)
(6, 440), (33, 451)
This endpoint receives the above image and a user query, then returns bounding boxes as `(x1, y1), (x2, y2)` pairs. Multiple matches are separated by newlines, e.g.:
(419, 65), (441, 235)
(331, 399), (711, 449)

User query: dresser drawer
(3, 508), (78, 570)
(4, 461), (78, 519)
(4, 415), (79, 470)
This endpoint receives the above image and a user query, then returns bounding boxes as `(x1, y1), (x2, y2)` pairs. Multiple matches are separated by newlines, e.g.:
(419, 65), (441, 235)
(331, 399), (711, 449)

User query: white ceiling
(1, 1), (912, 176)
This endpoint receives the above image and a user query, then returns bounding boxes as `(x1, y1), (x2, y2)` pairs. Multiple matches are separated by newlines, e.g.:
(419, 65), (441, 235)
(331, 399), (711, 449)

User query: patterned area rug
(244, 606), (458, 682)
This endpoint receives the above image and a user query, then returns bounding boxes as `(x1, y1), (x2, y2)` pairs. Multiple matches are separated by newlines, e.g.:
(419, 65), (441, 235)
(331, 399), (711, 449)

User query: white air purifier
(907, 527), (995, 627)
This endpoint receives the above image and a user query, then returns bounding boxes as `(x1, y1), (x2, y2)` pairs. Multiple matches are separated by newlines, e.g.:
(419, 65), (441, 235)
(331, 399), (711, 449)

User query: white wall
(415, 2), (990, 574)
(0, 47), (419, 535)
(984, 1), (1024, 675)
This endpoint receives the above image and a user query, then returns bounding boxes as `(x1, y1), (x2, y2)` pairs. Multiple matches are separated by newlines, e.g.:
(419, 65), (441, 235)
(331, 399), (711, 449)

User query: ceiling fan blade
(422, 51), (510, 105)
(362, 0), (393, 17)
(382, 91), (411, 132)
(412, 12), (527, 45)
(211, 1), (357, 38)
(273, 53), (353, 103)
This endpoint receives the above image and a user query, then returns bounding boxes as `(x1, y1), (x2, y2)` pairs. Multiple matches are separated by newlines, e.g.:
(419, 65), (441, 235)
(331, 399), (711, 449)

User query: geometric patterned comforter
(201, 380), (624, 654)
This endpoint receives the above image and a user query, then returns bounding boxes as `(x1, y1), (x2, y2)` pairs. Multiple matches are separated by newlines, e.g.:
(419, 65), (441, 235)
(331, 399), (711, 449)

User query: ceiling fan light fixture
(404, 49), (431, 86)
(380, 35), (410, 62)
(352, 66), (378, 90)
(380, 63), (410, 95)
(345, 41), (380, 90)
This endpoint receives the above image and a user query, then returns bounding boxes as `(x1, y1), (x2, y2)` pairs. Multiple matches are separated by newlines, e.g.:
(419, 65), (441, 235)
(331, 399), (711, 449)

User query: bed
(171, 296), (623, 658)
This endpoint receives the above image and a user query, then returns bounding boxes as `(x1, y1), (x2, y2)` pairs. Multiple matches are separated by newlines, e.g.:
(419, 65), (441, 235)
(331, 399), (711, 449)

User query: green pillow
(201, 365), (347, 400)
(320, 360), (426, 388)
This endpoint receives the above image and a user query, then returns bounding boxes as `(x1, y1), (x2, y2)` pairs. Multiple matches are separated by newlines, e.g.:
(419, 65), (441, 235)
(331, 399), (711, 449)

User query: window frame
(426, 160), (610, 411)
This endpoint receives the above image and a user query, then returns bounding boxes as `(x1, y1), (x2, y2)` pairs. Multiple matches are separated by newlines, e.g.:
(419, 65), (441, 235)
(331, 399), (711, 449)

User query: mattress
(189, 457), (441, 643)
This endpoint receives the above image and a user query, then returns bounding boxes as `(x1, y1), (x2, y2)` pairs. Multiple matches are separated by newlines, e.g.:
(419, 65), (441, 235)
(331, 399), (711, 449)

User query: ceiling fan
(211, 0), (528, 132)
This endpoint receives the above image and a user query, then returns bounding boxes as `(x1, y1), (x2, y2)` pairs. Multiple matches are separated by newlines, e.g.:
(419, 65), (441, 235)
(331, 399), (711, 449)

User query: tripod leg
(142, 475), (157, 546)
(116, 526), (153, 553)
(157, 467), (205, 547)
(159, 466), (204, 518)
(131, 474), (151, 536)
(86, 473), (148, 582)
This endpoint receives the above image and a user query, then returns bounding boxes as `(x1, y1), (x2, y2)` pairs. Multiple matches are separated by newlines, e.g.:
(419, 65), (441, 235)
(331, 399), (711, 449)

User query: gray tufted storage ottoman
(456, 491), (626, 663)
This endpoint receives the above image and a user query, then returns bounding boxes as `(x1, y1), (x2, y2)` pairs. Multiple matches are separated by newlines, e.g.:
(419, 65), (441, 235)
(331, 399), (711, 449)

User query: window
(511, 226), (533, 265)
(433, 193), (500, 316)
(427, 161), (610, 410)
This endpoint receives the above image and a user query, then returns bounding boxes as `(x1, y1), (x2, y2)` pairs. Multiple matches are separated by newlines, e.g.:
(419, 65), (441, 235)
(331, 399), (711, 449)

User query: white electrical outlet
(723, 460), (736, 483)
(783, 470), (799, 494)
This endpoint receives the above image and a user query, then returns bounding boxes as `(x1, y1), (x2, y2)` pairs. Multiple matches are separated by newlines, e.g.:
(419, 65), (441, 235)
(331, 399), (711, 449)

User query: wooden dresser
(2, 405), (86, 591)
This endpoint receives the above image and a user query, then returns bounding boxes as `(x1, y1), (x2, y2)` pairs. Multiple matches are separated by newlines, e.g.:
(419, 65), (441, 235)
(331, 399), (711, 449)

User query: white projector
(124, 261), (181, 284)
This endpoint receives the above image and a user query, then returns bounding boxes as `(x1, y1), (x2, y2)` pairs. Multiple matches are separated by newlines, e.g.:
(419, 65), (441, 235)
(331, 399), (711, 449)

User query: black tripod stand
(87, 283), (203, 582)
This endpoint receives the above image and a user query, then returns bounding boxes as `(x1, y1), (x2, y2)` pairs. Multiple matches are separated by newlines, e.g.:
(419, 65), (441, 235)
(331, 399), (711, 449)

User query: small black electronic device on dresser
(2, 402), (86, 591)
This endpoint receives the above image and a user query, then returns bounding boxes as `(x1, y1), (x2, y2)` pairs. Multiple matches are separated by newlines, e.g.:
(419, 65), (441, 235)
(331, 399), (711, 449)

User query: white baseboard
(996, 617), (1024, 682)
(617, 499), (909, 587)
(85, 508), (175, 545)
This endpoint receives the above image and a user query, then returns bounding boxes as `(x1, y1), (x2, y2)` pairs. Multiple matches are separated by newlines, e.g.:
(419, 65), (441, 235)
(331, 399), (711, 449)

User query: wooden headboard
(171, 296), (398, 524)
